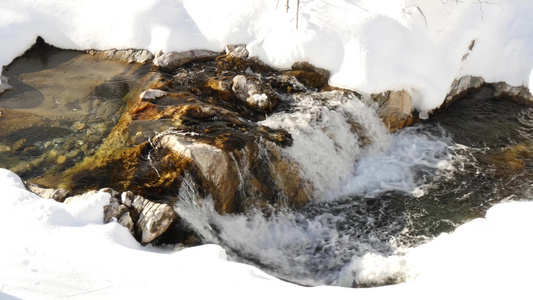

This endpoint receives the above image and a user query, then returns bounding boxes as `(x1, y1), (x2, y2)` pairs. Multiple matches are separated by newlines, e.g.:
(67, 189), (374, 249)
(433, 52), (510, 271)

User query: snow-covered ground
(1, 0), (533, 114)
(2, 0), (533, 298)
(1, 168), (532, 299)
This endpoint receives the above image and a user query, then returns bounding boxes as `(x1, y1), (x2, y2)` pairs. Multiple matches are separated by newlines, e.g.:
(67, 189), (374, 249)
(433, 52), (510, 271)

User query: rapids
(175, 87), (533, 287)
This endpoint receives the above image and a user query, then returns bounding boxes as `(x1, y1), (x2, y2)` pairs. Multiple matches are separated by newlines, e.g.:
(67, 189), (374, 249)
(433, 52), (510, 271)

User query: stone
(445, 76), (485, 107)
(136, 201), (177, 244)
(56, 155), (67, 165)
(139, 89), (168, 100)
(64, 190), (98, 204)
(87, 49), (154, 63)
(121, 191), (134, 207)
(157, 134), (239, 213)
(104, 200), (130, 223)
(493, 82), (533, 104)
(283, 61), (330, 89)
(225, 44), (249, 59)
(0, 75), (13, 95)
(232, 75), (278, 112)
(372, 90), (414, 133)
(153, 50), (221, 72)
(25, 182), (70, 202)
(12, 138), (27, 153)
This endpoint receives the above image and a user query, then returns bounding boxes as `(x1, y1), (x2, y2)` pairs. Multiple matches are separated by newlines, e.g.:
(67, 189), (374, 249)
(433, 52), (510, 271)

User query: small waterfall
(260, 90), (391, 200)
(174, 91), (456, 287)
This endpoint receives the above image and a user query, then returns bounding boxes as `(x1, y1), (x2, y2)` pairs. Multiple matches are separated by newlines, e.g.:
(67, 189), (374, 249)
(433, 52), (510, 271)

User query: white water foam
(261, 91), (454, 201)
(260, 91), (391, 200)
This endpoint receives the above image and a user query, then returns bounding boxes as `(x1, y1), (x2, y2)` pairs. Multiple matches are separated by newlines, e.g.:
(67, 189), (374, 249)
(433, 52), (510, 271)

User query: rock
(493, 82), (533, 104)
(12, 138), (27, 153)
(104, 200), (130, 223)
(139, 89), (168, 100)
(153, 50), (221, 72)
(25, 182), (70, 202)
(157, 134), (239, 213)
(225, 44), (249, 59)
(444, 76), (485, 107)
(72, 122), (87, 131)
(118, 212), (135, 235)
(232, 75), (278, 112)
(64, 190), (98, 204)
(103, 190), (179, 244)
(121, 191), (134, 207)
(87, 49), (154, 63)
(136, 201), (177, 244)
(372, 90), (415, 132)
(56, 155), (67, 165)
(0, 75), (13, 95)
(283, 61), (330, 89)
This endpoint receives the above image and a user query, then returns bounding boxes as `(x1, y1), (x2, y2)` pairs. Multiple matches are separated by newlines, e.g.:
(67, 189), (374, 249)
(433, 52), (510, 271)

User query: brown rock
(372, 90), (415, 132)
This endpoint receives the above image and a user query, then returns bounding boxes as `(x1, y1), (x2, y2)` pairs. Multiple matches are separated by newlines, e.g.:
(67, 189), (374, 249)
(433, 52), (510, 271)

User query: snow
(2, 0), (533, 298)
(1, 0), (533, 114)
(1, 168), (532, 299)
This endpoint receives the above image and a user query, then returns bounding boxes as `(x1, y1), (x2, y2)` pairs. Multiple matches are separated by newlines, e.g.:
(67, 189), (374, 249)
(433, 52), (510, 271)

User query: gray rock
(153, 50), (220, 72)
(493, 82), (533, 103)
(139, 89), (168, 100)
(445, 76), (485, 107)
(0, 75), (12, 95)
(136, 200), (177, 244)
(25, 182), (70, 202)
(87, 49), (154, 63)
(121, 191), (134, 207)
(104, 200), (129, 223)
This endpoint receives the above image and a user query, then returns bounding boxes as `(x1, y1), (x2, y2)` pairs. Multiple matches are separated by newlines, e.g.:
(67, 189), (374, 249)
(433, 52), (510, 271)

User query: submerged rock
(87, 49), (154, 63)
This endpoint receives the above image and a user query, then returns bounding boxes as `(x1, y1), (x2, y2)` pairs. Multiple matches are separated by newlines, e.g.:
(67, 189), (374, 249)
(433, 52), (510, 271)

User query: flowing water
(175, 87), (533, 287)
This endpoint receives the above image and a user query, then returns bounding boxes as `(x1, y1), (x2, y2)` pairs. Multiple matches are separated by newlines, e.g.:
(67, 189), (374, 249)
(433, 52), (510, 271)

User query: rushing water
(175, 87), (533, 287)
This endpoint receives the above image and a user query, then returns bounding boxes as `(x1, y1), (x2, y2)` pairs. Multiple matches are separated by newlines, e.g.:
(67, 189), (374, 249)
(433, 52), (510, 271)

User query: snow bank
(1, 0), (533, 113)
(1, 168), (532, 299)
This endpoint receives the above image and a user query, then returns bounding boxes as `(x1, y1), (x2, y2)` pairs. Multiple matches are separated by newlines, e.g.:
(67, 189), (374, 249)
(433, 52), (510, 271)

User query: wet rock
(0, 75), (13, 95)
(154, 50), (221, 72)
(372, 90), (415, 132)
(25, 182), (70, 202)
(157, 134), (239, 213)
(232, 75), (278, 112)
(12, 138), (27, 153)
(283, 61), (330, 89)
(493, 82), (533, 104)
(444, 76), (485, 107)
(88, 49), (154, 63)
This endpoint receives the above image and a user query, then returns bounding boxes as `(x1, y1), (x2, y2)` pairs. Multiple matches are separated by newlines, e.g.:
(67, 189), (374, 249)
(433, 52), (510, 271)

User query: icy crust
(1, 168), (532, 299)
(1, 0), (533, 113)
